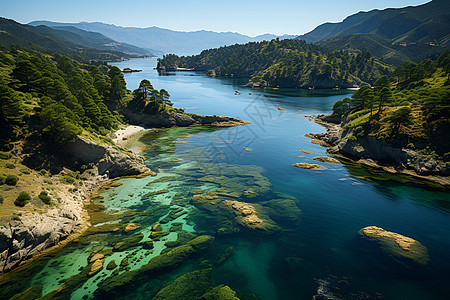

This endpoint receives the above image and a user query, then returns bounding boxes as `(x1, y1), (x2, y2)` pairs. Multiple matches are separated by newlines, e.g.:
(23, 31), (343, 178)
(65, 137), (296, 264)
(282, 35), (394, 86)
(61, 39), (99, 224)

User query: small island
(122, 67), (142, 73)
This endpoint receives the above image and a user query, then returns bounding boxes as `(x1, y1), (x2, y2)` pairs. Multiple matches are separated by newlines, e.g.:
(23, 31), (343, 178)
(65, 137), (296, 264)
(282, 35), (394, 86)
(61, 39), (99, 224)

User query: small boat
(235, 91), (242, 95)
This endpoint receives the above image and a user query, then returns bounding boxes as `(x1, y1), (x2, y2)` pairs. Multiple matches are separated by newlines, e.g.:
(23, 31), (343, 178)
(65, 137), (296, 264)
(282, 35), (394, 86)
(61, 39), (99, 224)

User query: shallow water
(1, 58), (449, 300)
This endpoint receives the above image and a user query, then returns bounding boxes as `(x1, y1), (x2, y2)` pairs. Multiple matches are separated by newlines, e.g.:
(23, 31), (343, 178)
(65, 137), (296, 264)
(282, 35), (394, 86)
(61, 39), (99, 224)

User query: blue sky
(0, 0), (431, 36)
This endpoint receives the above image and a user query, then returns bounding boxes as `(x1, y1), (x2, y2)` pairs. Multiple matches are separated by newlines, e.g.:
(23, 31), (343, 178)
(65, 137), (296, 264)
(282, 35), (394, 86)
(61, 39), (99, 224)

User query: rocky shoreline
(0, 110), (250, 274)
(122, 109), (250, 128)
(0, 136), (151, 274)
(309, 115), (450, 187)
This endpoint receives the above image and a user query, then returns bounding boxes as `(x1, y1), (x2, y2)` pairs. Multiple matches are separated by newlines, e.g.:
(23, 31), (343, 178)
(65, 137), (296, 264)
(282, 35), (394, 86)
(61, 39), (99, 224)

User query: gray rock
(122, 110), (249, 128)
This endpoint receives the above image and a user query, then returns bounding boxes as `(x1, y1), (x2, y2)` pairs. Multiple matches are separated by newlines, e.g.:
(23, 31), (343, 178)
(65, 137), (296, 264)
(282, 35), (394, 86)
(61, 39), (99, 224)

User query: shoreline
(311, 115), (450, 188)
(111, 125), (149, 145)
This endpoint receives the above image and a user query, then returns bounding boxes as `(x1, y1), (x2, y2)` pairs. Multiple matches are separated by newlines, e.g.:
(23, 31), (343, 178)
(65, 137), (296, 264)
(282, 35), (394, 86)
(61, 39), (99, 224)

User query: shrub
(0, 175), (6, 185)
(5, 175), (19, 186)
(443, 152), (450, 161)
(38, 191), (52, 205)
(60, 175), (75, 184)
(6, 163), (16, 169)
(20, 168), (31, 174)
(0, 151), (12, 159)
(15, 191), (31, 207)
(0, 195), (4, 204)
(39, 169), (47, 176)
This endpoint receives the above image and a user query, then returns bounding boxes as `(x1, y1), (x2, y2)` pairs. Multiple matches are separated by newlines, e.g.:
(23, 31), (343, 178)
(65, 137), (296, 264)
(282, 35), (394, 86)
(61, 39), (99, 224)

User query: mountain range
(0, 18), (152, 61)
(297, 0), (449, 64)
(28, 20), (296, 55)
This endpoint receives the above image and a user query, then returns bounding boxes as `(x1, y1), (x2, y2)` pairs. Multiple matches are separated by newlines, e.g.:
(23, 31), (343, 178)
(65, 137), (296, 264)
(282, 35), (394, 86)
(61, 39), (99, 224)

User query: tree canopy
(157, 39), (392, 89)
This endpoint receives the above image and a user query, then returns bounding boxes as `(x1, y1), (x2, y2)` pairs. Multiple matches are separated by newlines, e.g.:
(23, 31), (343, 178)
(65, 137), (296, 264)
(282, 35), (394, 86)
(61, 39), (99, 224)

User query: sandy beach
(112, 125), (147, 145)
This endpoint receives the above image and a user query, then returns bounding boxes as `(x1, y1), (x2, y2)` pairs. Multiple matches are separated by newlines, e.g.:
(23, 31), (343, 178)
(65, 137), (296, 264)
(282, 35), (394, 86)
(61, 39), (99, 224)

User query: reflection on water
(1, 58), (449, 300)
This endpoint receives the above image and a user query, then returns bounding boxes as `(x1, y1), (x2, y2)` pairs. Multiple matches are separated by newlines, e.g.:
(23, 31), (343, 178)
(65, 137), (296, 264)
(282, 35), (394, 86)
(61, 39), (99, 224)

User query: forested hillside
(0, 46), (127, 147)
(157, 39), (392, 89)
(328, 50), (450, 156)
(299, 0), (449, 65)
(0, 18), (133, 61)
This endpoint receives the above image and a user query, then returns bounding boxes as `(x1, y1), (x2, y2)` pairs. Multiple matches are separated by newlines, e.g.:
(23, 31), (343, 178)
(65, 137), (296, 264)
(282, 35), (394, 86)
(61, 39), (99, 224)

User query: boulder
(358, 226), (430, 265)
(152, 224), (163, 232)
(89, 258), (105, 276)
(293, 163), (322, 169)
(124, 223), (141, 232)
(313, 156), (340, 164)
(89, 253), (104, 263)
(106, 260), (117, 270)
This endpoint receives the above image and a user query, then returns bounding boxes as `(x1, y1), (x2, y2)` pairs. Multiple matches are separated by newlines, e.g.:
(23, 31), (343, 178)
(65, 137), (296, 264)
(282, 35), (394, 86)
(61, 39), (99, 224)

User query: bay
(2, 58), (449, 300)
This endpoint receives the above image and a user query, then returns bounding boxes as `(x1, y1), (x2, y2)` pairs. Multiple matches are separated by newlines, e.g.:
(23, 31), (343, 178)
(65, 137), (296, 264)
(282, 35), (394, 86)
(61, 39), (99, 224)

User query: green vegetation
(5, 175), (19, 186)
(157, 39), (391, 89)
(330, 51), (450, 156)
(0, 18), (132, 62)
(14, 191), (31, 207)
(0, 47), (127, 145)
(0, 195), (3, 204)
(127, 79), (174, 114)
(0, 151), (12, 159)
(38, 190), (52, 205)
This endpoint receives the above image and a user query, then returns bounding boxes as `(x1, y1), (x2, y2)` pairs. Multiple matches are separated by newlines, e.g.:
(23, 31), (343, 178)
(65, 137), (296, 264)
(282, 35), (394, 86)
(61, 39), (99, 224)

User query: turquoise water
(2, 58), (449, 299)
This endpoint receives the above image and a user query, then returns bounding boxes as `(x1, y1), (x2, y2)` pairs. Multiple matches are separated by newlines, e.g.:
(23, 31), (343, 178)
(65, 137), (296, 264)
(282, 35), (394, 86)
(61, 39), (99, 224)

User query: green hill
(34, 25), (153, 57)
(156, 39), (392, 89)
(298, 0), (450, 64)
(0, 18), (132, 61)
(328, 50), (450, 156)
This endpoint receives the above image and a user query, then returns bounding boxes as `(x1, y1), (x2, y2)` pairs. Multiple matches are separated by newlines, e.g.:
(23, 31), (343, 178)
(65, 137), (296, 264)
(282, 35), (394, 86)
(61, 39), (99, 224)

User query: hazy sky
(1, 0), (431, 36)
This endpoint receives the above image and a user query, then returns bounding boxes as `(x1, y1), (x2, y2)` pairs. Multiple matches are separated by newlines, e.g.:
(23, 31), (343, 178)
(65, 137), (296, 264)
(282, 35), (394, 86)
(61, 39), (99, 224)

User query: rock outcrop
(66, 135), (149, 178)
(0, 135), (150, 274)
(310, 115), (450, 185)
(0, 208), (81, 273)
(358, 226), (430, 265)
(122, 109), (250, 128)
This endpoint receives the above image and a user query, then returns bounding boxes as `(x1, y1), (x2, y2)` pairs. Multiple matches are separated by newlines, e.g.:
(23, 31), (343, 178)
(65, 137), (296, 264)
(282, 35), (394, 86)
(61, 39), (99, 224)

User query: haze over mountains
(0, 18), (151, 61)
(16, 0), (450, 65)
(29, 21), (296, 55)
(297, 0), (449, 64)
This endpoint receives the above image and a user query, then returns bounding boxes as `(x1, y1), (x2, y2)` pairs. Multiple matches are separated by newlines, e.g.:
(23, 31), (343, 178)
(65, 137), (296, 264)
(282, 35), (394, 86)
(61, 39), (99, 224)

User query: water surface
(1, 58), (449, 300)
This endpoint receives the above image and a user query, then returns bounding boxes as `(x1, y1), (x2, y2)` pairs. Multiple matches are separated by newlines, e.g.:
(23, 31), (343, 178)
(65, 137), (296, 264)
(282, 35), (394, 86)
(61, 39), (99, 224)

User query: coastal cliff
(0, 136), (150, 273)
(310, 115), (450, 186)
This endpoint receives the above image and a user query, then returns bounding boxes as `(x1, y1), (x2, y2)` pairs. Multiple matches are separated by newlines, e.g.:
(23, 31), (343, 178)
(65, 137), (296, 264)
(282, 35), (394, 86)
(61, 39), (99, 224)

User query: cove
(1, 57), (449, 300)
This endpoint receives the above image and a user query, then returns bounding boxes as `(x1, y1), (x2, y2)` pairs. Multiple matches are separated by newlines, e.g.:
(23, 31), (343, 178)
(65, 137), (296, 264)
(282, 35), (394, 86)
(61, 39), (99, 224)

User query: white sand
(112, 125), (146, 144)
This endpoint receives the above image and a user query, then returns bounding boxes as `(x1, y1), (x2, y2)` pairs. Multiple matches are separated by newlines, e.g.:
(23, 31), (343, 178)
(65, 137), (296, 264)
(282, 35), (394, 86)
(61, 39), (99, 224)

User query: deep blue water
(2, 58), (448, 300)
(109, 58), (450, 300)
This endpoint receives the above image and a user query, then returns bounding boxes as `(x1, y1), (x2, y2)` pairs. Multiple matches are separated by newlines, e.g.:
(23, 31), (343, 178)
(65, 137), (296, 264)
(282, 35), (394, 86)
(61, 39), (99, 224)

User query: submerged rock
(153, 269), (213, 299)
(358, 226), (430, 265)
(262, 198), (302, 222)
(201, 285), (240, 300)
(106, 260), (117, 270)
(89, 253), (105, 263)
(143, 240), (154, 250)
(293, 163), (322, 169)
(89, 258), (105, 276)
(124, 223), (141, 232)
(223, 200), (281, 234)
(112, 233), (144, 252)
(95, 235), (215, 296)
(152, 224), (163, 231)
(9, 286), (43, 300)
